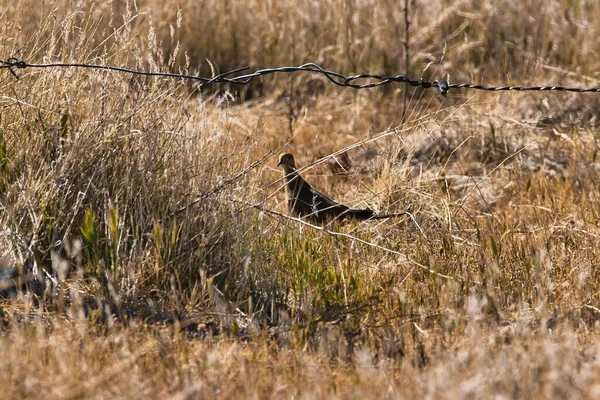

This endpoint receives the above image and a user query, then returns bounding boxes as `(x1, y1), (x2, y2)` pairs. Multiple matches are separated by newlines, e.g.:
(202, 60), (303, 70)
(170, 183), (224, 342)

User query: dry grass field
(1, 0), (600, 398)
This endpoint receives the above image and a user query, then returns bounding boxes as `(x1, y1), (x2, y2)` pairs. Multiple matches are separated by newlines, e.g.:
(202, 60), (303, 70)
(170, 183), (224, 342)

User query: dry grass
(1, 0), (600, 398)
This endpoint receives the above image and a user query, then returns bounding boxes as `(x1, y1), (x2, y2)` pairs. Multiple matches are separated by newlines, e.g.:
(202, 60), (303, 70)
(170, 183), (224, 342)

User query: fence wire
(2, 57), (600, 96)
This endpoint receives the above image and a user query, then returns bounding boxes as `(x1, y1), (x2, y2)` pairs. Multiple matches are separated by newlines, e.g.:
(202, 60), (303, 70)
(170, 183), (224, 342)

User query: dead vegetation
(1, 0), (600, 398)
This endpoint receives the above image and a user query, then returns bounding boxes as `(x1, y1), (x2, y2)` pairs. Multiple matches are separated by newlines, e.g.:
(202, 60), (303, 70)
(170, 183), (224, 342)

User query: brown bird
(277, 153), (404, 224)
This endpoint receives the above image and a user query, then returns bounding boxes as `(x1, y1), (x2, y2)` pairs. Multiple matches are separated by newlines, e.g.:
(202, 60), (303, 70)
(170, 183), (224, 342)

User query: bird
(277, 153), (405, 224)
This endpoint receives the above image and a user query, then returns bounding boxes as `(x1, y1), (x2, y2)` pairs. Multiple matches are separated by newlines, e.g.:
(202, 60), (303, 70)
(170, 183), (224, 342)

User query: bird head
(277, 153), (296, 170)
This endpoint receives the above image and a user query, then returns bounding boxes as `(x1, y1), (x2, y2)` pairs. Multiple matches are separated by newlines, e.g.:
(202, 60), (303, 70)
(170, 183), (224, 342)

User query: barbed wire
(2, 57), (600, 96)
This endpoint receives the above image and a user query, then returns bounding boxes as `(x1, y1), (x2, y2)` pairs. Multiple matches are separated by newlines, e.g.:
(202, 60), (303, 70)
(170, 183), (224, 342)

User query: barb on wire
(2, 57), (600, 95)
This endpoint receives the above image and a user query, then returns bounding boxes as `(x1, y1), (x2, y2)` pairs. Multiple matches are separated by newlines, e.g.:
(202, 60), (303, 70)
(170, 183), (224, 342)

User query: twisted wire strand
(2, 57), (600, 95)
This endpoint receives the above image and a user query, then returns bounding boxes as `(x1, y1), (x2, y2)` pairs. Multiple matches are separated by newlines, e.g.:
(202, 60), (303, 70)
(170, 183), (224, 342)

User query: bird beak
(277, 160), (282, 167)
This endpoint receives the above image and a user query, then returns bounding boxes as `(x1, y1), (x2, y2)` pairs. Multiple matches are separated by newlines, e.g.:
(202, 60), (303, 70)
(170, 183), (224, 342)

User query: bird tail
(342, 209), (409, 221)
(369, 212), (408, 220)
(343, 209), (375, 220)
